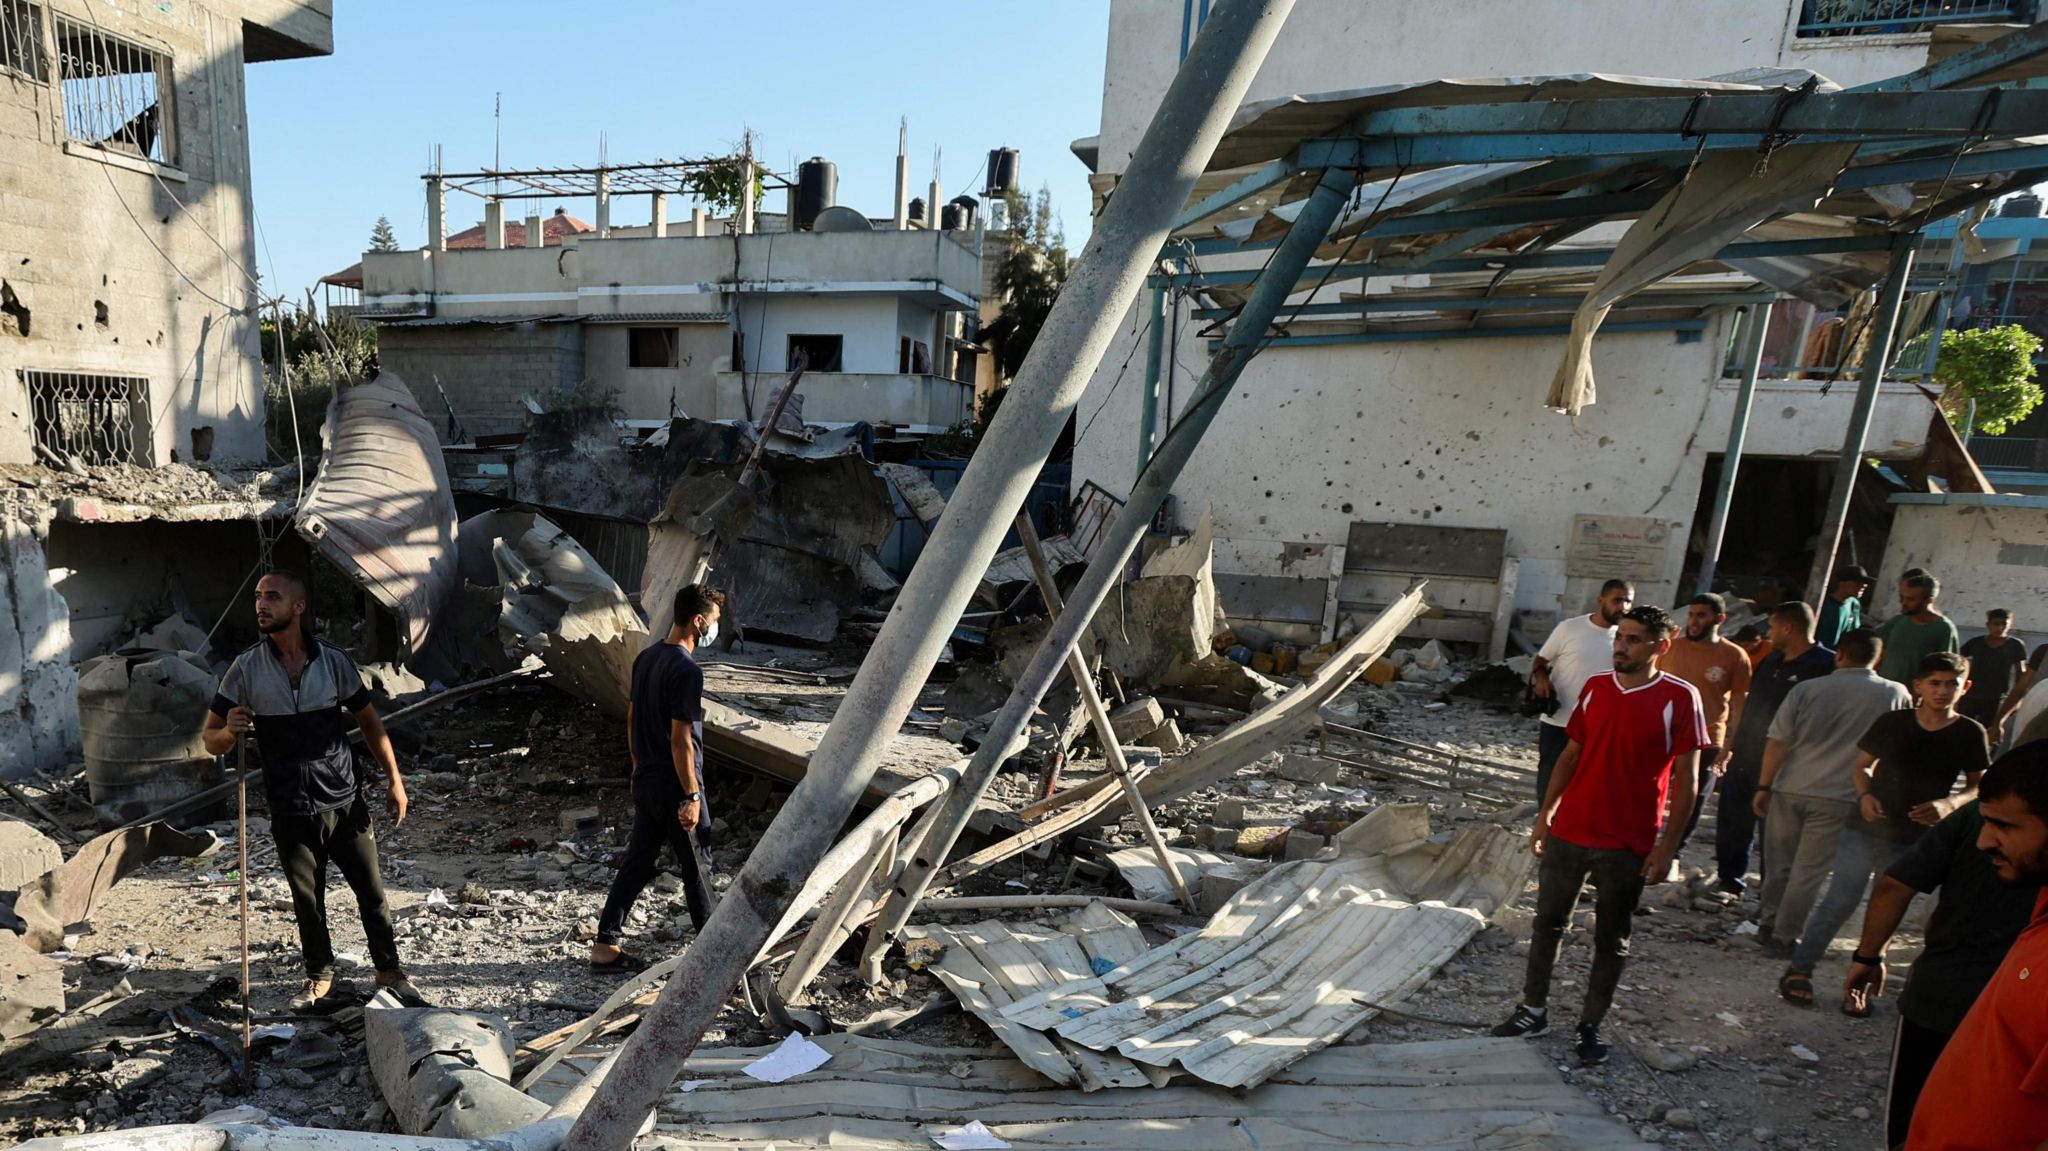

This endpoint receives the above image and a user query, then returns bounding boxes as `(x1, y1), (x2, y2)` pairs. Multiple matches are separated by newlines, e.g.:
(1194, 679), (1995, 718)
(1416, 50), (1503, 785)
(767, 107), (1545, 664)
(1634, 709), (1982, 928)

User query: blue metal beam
(1172, 158), (1300, 231)
(1150, 234), (1895, 289)
(1215, 319), (1709, 348)
(1838, 141), (2048, 188)
(1190, 290), (1774, 321)
(1296, 132), (1931, 169)
(1184, 186), (1668, 258)
(1339, 89), (2048, 142)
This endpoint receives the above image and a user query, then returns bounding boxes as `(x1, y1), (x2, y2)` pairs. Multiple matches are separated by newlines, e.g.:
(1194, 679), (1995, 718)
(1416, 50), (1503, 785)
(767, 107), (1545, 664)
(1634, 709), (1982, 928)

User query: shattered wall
(0, 500), (75, 777)
(0, 0), (331, 469)
(378, 321), (586, 440)
(1074, 320), (1936, 620)
(1877, 497), (2048, 625)
(45, 519), (269, 659)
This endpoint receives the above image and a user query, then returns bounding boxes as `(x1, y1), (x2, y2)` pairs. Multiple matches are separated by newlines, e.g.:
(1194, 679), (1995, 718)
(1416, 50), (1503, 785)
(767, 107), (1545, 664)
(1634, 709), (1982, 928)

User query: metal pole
(1140, 286), (1166, 471)
(236, 738), (252, 1094)
(562, 5), (1300, 1147)
(1803, 240), (1917, 605)
(866, 161), (1360, 964)
(1013, 513), (1196, 914)
(1696, 300), (1772, 595)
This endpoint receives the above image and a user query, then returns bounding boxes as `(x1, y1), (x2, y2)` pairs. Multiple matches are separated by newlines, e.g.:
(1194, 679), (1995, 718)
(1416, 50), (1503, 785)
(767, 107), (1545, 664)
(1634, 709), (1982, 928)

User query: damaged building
(0, 0), (332, 774)
(1070, 0), (2046, 649)
(332, 145), (1004, 442)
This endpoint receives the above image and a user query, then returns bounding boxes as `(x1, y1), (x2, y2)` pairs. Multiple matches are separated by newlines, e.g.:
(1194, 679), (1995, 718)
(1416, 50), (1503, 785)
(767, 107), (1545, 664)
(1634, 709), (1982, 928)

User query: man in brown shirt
(1662, 593), (1753, 871)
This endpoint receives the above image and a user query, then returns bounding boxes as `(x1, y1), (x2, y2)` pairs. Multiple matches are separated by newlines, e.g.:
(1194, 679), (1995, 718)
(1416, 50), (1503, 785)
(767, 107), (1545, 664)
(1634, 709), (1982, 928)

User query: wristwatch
(680, 791), (701, 803)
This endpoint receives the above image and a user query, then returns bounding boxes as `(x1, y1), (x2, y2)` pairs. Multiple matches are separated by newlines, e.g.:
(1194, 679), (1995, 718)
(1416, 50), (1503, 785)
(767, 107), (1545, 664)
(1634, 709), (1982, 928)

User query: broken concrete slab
(1156, 654), (1284, 713)
(0, 932), (61, 1041)
(878, 462), (948, 530)
(1090, 513), (1220, 687)
(1135, 718), (1186, 754)
(0, 817), (62, 891)
(363, 992), (549, 1139)
(295, 373), (459, 659)
(7, 822), (221, 951)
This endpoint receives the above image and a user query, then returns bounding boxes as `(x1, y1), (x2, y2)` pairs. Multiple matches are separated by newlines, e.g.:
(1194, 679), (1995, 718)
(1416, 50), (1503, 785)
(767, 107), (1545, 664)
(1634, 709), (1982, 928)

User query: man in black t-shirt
(1962, 609), (2028, 731)
(591, 583), (724, 973)
(1781, 652), (1990, 1003)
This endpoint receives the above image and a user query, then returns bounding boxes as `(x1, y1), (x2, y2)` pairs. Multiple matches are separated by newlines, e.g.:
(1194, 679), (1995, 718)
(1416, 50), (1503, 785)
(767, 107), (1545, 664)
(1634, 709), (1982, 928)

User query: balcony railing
(1969, 435), (2046, 470)
(1798, 0), (2033, 36)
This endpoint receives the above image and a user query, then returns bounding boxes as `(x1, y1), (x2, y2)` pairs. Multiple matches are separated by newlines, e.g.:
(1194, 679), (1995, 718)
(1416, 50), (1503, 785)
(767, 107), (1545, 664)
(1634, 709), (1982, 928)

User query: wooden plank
(1343, 522), (1506, 579)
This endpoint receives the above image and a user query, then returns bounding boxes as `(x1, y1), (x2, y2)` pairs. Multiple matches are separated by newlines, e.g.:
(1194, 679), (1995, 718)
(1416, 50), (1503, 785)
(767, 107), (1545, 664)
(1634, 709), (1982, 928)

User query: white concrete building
(0, 0), (332, 774)
(350, 167), (985, 440)
(1073, 0), (2039, 641)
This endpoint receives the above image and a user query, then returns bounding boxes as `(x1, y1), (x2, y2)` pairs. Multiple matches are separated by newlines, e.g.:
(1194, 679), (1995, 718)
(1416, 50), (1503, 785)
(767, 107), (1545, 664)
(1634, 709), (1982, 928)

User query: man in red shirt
(1908, 741), (2048, 1150)
(1494, 605), (1706, 1065)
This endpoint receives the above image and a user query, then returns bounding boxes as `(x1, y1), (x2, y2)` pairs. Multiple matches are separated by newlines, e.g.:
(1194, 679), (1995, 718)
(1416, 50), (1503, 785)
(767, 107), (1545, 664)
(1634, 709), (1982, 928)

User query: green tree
(1919, 324), (2045, 436)
(261, 298), (379, 463)
(368, 215), (399, 252)
(980, 185), (1070, 380)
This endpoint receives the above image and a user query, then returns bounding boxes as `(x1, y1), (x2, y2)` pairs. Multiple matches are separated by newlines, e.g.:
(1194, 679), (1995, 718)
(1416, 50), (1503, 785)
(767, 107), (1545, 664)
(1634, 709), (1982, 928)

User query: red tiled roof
(320, 210), (594, 288)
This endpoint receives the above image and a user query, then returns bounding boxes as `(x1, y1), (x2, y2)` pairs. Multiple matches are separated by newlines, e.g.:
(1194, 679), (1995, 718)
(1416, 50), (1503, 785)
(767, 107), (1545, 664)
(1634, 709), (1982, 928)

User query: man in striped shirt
(1494, 604), (1707, 1066)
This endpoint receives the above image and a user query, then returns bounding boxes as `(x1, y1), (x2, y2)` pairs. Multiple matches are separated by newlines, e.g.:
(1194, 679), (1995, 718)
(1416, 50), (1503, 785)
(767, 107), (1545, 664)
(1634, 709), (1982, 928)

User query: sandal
(1841, 990), (1872, 1018)
(1778, 969), (1814, 1008)
(590, 950), (650, 975)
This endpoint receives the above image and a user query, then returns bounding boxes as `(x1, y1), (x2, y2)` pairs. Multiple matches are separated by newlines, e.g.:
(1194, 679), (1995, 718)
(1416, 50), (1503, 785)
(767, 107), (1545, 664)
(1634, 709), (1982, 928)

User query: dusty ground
(1, 662), (1916, 1149)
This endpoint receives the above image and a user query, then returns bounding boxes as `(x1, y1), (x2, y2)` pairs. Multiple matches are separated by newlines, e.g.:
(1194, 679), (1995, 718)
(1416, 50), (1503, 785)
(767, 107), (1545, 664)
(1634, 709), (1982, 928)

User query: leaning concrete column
(1802, 239), (1915, 605)
(560, 4), (1300, 1149)
(1695, 300), (1771, 595)
(862, 160), (1360, 967)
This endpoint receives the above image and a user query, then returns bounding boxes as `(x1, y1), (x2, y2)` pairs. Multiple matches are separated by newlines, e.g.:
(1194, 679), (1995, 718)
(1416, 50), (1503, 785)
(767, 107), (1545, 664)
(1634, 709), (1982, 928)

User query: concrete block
(1197, 863), (1258, 916)
(1273, 753), (1343, 786)
(1362, 658), (1398, 686)
(557, 807), (602, 837)
(1283, 829), (1331, 861)
(1135, 718), (1186, 754)
(1213, 798), (1250, 828)
(1107, 696), (1166, 743)
(0, 818), (63, 891)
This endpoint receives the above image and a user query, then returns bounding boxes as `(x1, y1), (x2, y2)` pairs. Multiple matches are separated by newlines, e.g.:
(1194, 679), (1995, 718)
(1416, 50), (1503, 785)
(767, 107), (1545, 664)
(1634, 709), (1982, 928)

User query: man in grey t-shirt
(1751, 628), (1912, 950)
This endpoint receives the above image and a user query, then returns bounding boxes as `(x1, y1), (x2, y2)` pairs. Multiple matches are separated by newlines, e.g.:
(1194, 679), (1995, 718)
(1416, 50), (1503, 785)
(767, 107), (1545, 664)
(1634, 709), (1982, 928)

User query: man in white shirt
(1531, 578), (1635, 802)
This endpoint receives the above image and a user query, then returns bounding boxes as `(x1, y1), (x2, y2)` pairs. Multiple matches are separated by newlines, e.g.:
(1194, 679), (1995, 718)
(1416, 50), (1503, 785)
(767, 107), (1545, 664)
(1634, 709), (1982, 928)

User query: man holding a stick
(201, 570), (416, 1010)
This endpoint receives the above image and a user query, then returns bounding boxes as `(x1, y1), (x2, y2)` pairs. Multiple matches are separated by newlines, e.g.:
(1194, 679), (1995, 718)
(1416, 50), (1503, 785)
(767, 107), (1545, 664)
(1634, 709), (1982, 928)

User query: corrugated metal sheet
(920, 806), (1531, 1091)
(295, 373), (458, 656)
(526, 1032), (1654, 1149)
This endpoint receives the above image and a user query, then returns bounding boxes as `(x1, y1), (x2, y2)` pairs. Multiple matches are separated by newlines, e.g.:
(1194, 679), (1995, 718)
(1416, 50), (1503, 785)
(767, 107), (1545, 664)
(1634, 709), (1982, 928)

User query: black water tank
(939, 202), (963, 231)
(986, 147), (1020, 196)
(795, 156), (837, 231)
(908, 196), (927, 224)
(948, 194), (979, 230)
(1999, 191), (2044, 219)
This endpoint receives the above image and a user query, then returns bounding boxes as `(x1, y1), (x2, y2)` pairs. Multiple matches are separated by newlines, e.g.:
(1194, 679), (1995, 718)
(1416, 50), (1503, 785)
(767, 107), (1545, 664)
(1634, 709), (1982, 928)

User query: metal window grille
(54, 16), (171, 165)
(22, 370), (150, 466)
(1798, 0), (2032, 36)
(1, 0), (45, 81)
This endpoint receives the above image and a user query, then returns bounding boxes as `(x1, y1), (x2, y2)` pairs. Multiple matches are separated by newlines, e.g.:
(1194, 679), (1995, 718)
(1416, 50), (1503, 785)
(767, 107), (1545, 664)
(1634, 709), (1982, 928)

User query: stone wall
(377, 322), (586, 440)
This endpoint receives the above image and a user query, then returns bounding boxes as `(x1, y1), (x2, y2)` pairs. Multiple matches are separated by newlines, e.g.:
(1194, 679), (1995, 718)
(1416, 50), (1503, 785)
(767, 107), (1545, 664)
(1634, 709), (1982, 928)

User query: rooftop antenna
(492, 92), (501, 189)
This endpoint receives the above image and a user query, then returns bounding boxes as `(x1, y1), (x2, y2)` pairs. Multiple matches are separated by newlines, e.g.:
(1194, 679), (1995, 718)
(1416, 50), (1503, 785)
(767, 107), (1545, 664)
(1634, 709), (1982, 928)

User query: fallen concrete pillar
(0, 817), (63, 890)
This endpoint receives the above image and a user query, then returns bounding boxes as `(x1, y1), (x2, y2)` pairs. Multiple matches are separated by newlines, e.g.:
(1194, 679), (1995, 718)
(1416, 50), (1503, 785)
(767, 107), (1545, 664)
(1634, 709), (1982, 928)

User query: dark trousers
(1535, 722), (1571, 805)
(274, 796), (400, 978)
(1886, 1016), (1952, 1149)
(596, 775), (714, 946)
(1675, 748), (1721, 854)
(1521, 834), (1645, 1028)
(1716, 759), (1763, 889)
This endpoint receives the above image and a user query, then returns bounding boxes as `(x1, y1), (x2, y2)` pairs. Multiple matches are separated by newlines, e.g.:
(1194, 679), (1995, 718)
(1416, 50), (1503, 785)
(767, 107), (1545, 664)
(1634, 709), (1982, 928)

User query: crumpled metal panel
(295, 373), (459, 657)
(6, 822), (221, 951)
(491, 511), (648, 719)
(363, 998), (548, 1138)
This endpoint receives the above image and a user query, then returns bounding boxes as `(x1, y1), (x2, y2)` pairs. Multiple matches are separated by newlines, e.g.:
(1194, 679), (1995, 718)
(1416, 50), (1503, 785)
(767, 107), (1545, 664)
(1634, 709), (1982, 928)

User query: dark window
(787, 333), (843, 373)
(628, 326), (680, 368)
(22, 369), (149, 466)
(55, 16), (172, 165)
(2, 1), (46, 81)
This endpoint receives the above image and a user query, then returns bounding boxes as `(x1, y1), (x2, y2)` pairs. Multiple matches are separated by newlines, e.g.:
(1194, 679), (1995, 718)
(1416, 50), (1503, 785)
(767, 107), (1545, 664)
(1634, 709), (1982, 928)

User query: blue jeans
(1791, 827), (1908, 972)
(1536, 722), (1570, 805)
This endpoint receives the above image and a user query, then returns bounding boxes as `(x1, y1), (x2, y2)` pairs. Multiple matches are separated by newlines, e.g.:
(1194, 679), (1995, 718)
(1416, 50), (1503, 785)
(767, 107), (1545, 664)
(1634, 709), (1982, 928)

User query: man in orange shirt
(1907, 740), (2048, 1150)
(1661, 594), (1752, 875)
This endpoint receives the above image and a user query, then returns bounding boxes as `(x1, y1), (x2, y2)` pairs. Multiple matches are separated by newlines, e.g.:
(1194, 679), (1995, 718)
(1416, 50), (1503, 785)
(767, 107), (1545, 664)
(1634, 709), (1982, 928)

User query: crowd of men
(197, 566), (2045, 1150)
(1512, 566), (2048, 1149)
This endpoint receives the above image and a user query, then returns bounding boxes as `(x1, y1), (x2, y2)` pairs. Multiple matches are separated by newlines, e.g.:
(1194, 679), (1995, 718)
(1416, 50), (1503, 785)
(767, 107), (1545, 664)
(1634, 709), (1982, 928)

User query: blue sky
(244, 1), (1110, 299)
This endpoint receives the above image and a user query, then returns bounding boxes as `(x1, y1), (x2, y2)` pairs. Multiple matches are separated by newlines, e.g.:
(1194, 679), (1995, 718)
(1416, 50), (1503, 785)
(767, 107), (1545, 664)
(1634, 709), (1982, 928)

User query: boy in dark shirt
(1962, 609), (2028, 731)
(1780, 652), (1990, 1007)
(590, 583), (724, 972)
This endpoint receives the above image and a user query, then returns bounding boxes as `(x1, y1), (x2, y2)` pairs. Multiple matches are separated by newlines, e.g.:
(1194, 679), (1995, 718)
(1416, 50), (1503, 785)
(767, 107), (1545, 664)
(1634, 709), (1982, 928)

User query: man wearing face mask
(590, 583), (724, 973)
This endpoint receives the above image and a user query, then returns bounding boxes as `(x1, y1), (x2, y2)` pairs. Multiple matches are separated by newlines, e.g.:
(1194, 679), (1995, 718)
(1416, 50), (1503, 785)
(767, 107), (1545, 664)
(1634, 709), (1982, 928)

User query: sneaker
(1576, 1023), (1609, 1065)
(287, 976), (333, 1012)
(1490, 1005), (1549, 1038)
(1714, 876), (1746, 897)
(1666, 858), (1685, 884)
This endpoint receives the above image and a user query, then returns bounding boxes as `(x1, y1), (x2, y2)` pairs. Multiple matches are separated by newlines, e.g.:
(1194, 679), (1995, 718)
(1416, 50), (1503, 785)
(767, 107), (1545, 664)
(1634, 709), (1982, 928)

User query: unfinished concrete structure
(344, 156), (985, 440)
(0, 0), (332, 774)
(1071, 0), (2046, 643)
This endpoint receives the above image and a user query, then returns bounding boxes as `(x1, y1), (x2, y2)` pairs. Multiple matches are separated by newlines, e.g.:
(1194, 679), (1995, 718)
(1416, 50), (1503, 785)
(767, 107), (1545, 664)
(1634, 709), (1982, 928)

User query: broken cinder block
(1107, 696), (1167, 743)
(557, 807), (602, 837)
(1283, 829), (1333, 861)
(1273, 754), (1345, 787)
(1136, 719), (1186, 754)
(1196, 863), (1259, 916)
